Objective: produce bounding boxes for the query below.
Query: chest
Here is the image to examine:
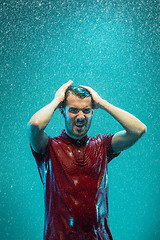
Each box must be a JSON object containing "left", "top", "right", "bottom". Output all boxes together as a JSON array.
[
  {"left": 50, "top": 141, "right": 107, "bottom": 179},
  {"left": 44, "top": 140, "right": 109, "bottom": 197}
]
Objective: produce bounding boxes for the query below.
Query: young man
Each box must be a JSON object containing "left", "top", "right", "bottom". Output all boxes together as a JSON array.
[{"left": 28, "top": 80, "right": 146, "bottom": 240}]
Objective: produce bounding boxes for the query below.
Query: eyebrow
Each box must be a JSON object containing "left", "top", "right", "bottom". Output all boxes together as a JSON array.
[
  {"left": 68, "top": 105, "right": 91, "bottom": 108},
  {"left": 68, "top": 107, "right": 91, "bottom": 111},
  {"left": 69, "top": 107, "right": 91, "bottom": 109}
]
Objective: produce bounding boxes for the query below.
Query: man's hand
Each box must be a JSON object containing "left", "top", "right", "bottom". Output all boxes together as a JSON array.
[
  {"left": 79, "top": 85, "right": 104, "bottom": 109},
  {"left": 54, "top": 80, "right": 73, "bottom": 107},
  {"left": 80, "top": 84, "right": 146, "bottom": 153},
  {"left": 28, "top": 80, "right": 73, "bottom": 154}
]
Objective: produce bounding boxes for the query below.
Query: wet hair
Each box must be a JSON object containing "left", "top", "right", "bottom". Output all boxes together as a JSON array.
[{"left": 61, "top": 85, "right": 95, "bottom": 108}]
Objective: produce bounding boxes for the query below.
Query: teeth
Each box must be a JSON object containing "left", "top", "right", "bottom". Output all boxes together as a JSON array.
[{"left": 76, "top": 123, "right": 84, "bottom": 127}]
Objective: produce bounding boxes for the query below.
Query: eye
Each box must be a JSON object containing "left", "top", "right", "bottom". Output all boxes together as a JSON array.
[
  {"left": 69, "top": 108, "right": 79, "bottom": 114},
  {"left": 82, "top": 109, "right": 91, "bottom": 114}
]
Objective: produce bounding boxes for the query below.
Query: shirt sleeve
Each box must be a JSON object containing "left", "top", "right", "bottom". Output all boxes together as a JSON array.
[
  {"left": 30, "top": 137, "right": 51, "bottom": 184},
  {"left": 101, "top": 133, "right": 121, "bottom": 163},
  {"left": 30, "top": 144, "right": 49, "bottom": 167}
]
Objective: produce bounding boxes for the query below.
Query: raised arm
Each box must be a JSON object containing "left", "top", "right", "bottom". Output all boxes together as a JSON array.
[
  {"left": 80, "top": 85, "right": 147, "bottom": 154},
  {"left": 27, "top": 80, "right": 73, "bottom": 154}
]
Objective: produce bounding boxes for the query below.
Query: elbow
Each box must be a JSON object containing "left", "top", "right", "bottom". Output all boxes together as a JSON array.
[
  {"left": 138, "top": 124, "right": 147, "bottom": 137},
  {"left": 27, "top": 116, "right": 41, "bottom": 129},
  {"left": 144, "top": 124, "right": 147, "bottom": 133},
  {"left": 28, "top": 119, "right": 39, "bottom": 128},
  {"left": 141, "top": 124, "right": 147, "bottom": 134},
  {"left": 130, "top": 124, "right": 147, "bottom": 140},
  {"left": 27, "top": 118, "right": 41, "bottom": 136}
]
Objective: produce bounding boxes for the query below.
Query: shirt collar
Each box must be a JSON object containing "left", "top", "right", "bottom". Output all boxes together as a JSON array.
[{"left": 60, "top": 129, "right": 89, "bottom": 147}]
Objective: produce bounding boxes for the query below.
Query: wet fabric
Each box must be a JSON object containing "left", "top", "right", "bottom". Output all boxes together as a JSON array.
[{"left": 31, "top": 130, "right": 120, "bottom": 240}]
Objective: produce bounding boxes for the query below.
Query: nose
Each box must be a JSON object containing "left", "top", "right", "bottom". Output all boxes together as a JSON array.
[{"left": 77, "top": 110, "right": 85, "bottom": 120}]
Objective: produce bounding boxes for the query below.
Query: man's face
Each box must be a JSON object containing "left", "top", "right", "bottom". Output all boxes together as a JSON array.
[{"left": 63, "top": 93, "right": 93, "bottom": 139}]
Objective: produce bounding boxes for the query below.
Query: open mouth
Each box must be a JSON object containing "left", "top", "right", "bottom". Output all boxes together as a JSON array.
[{"left": 75, "top": 122, "right": 85, "bottom": 130}]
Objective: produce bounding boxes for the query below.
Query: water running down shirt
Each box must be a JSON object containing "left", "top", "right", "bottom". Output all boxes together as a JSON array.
[{"left": 31, "top": 129, "right": 120, "bottom": 240}]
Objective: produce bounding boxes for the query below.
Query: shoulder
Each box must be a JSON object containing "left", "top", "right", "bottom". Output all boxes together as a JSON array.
[
  {"left": 87, "top": 133, "right": 115, "bottom": 150},
  {"left": 89, "top": 133, "right": 115, "bottom": 143}
]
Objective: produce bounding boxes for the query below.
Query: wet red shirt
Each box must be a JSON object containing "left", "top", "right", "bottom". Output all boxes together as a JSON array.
[{"left": 31, "top": 130, "right": 120, "bottom": 240}]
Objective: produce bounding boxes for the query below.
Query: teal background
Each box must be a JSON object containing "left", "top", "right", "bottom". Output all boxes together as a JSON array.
[{"left": 1, "top": 0, "right": 159, "bottom": 239}]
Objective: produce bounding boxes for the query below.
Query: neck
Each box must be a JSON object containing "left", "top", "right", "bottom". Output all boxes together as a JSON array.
[{"left": 65, "top": 129, "right": 86, "bottom": 140}]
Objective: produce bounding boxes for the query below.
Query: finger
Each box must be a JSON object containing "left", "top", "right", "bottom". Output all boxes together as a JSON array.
[
  {"left": 79, "top": 85, "right": 92, "bottom": 90},
  {"left": 64, "top": 80, "right": 73, "bottom": 86},
  {"left": 61, "top": 80, "right": 73, "bottom": 90},
  {"left": 79, "top": 85, "right": 93, "bottom": 95},
  {"left": 79, "top": 84, "right": 87, "bottom": 88},
  {"left": 65, "top": 80, "right": 73, "bottom": 89},
  {"left": 67, "top": 79, "right": 73, "bottom": 84}
]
